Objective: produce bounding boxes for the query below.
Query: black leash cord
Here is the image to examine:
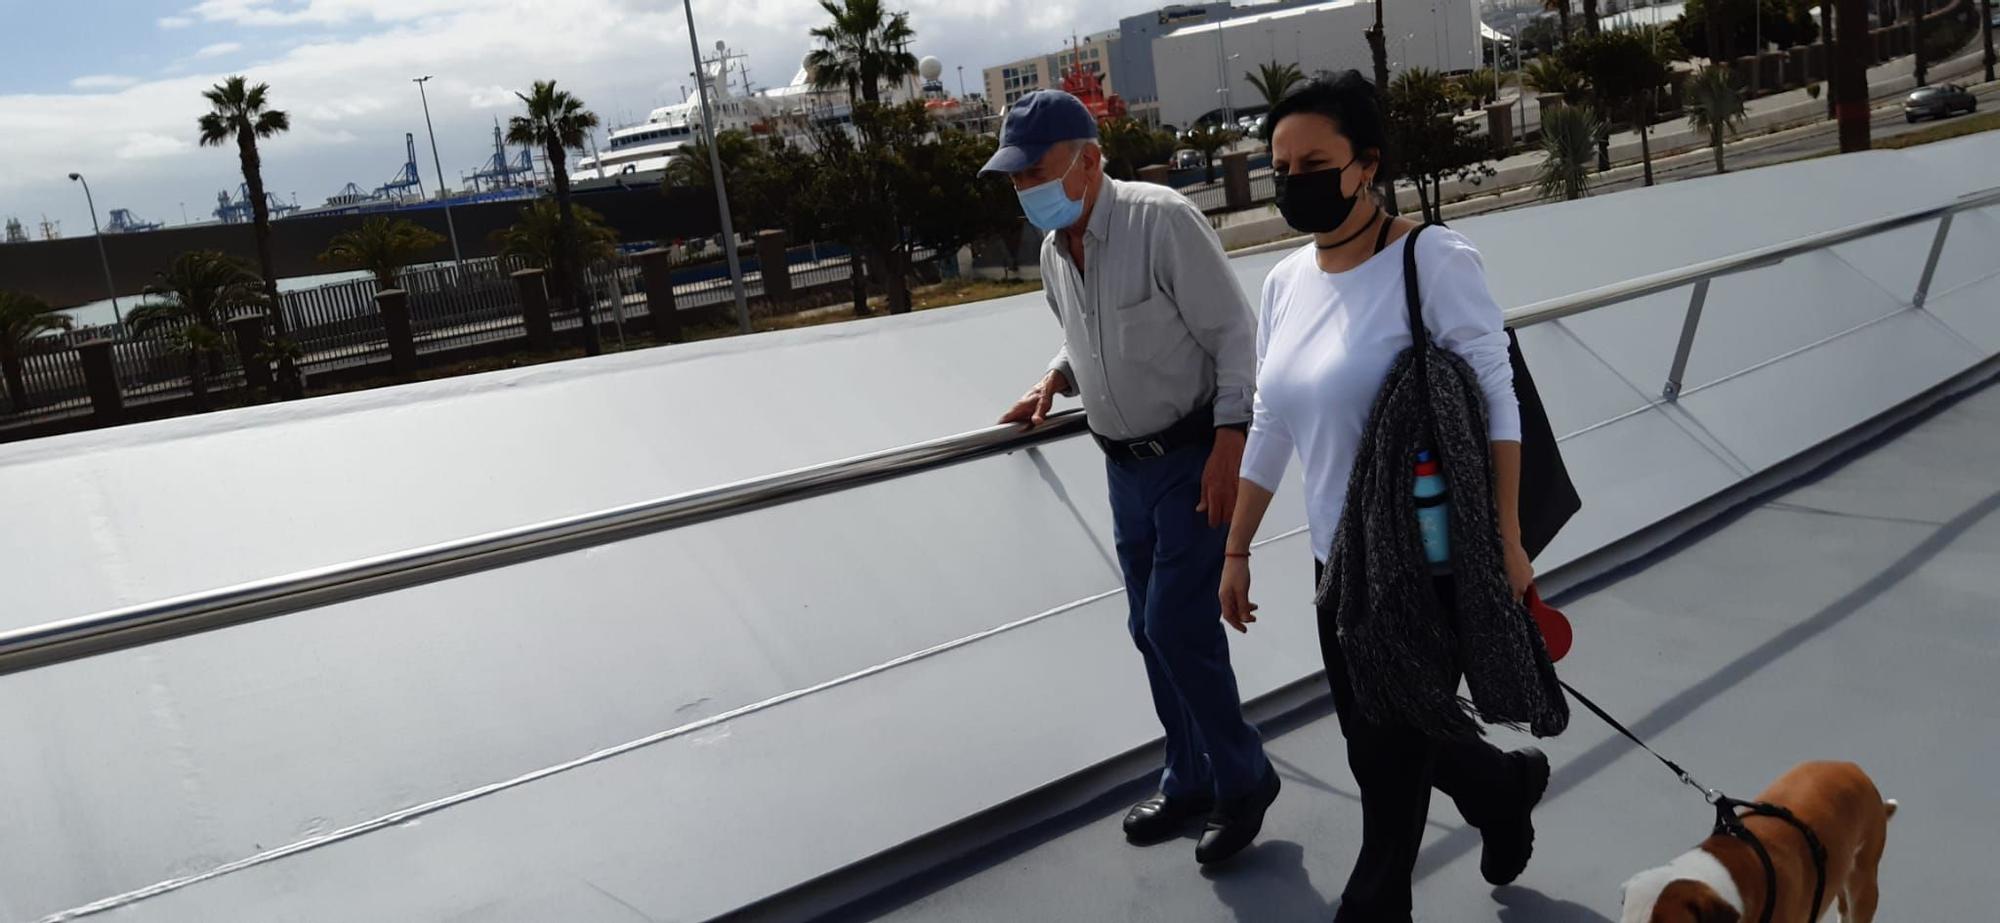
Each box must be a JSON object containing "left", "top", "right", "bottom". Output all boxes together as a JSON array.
[{"left": 1559, "top": 680, "right": 1828, "bottom": 923}]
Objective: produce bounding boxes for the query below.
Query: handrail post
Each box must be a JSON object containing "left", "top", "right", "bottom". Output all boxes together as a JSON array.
[
  {"left": 1912, "top": 213, "right": 1954, "bottom": 310},
  {"left": 1663, "top": 280, "right": 1710, "bottom": 403}
]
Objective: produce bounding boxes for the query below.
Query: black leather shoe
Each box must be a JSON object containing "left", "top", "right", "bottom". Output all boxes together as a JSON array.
[
  {"left": 1195, "top": 764, "right": 1281, "bottom": 865},
  {"left": 1123, "top": 793, "right": 1214, "bottom": 844},
  {"left": 1479, "top": 747, "right": 1550, "bottom": 886}
]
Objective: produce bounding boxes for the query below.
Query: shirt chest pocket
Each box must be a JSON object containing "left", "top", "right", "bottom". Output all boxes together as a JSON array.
[{"left": 1106, "top": 286, "right": 1182, "bottom": 362}]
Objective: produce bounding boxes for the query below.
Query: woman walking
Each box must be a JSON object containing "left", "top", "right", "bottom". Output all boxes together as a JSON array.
[{"left": 1218, "top": 72, "right": 1563, "bottom": 921}]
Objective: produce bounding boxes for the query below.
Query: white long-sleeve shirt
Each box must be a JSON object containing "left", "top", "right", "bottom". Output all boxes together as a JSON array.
[{"left": 1240, "top": 227, "right": 1521, "bottom": 562}]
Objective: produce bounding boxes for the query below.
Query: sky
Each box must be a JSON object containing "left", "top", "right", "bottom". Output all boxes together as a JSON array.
[{"left": 0, "top": 0, "right": 1160, "bottom": 238}]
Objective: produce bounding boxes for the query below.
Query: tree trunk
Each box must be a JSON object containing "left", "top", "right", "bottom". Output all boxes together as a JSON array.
[
  {"left": 1414, "top": 175, "right": 1433, "bottom": 224},
  {"left": 1557, "top": 3, "right": 1572, "bottom": 40},
  {"left": 1595, "top": 92, "right": 1613, "bottom": 171},
  {"left": 847, "top": 249, "right": 869, "bottom": 314},
  {"left": 548, "top": 141, "right": 601, "bottom": 357},
  {"left": 1581, "top": 0, "right": 1601, "bottom": 35},
  {"left": 885, "top": 247, "right": 912, "bottom": 315},
  {"left": 239, "top": 131, "right": 300, "bottom": 399},
  {"left": 1638, "top": 99, "right": 1655, "bottom": 186},
  {"left": 188, "top": 351, "right": 211, "bottom": 412},
  {"left": 1986, "top": 0, "right": 1998, "bottom": 83},
  {"left": 1824, "top": 0, "right": 1840, "bottom": 119},
  {"left": 1713, "top": 123, "right": 1728, "bottom": 173},
  {"left": 1368, "top": 2, "right": 1399, "bottom": 213},
  {"left": 1204, "top": 154, "right": 1217, "bottom": 184},
  {"left": 1, "top": 348, "right": 26, "bottom": 413},
  {"left": 1835, "top": 0, "right": 1872, "bottom": 151},
  {"left": 1912, "top": 0, "right": 1928, "bottom": 88}
]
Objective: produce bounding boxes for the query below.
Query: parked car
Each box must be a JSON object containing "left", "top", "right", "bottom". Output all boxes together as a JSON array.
[
  {"left": 1904, "top": 84, "right": 1977, "bottom": 123},
  {"left": 1170, "top": 148, "right": 1203, "bottom": 170}
]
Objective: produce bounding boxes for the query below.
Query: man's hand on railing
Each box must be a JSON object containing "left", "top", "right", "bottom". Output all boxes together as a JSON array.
[{"left": 998, "top": 369, "right": 1069, "bottom": 428}]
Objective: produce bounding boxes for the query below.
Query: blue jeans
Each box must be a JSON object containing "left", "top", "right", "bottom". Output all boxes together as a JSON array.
[{"left": 1107, "top": 443, "right": 1267, "bottom": 800}]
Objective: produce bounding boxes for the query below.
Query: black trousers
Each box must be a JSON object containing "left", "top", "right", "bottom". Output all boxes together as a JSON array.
[{"left": 1314, "top": 564, "right": 1524, "bottom": 922}]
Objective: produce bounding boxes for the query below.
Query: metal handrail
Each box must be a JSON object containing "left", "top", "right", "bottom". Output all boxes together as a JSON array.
[
  {"left": 0, "top": 412, "right": 1088, "bottom": 677},
  {"left": 1503, "top": 185, "right": 2000, "bottom": 328},
  {"left": 4, "top": 185, "right": 1996, "bottom": 678}
]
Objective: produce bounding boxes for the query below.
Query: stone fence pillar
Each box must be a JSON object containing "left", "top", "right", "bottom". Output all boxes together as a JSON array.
[
  {"left": 229, "top": 313, "right": 272, "bottom": 393},
  {"left": 1221, "top": 151, "right": 1252, "bottom": 211},
  {"left": 77, "top": 340, "right": 123, "bottom": 426},
  {"left": 512, "top": 269, "right": 554, "bottom": 352},
  {"left": 374, "top": 289, "right": 416, "bottom": 377},
  {"left": 755, "top": 230, "right": 791, "bottom": 303},
  {"left": 636, "top": 248, "right": 682, "bottom": 344}
]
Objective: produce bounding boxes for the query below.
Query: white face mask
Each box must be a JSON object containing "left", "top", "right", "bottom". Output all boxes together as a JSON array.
[{"left": 1016, "top": 147, "right": 1087, "bottom": 231}]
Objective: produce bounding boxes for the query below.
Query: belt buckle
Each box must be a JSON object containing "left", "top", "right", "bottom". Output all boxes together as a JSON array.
[{"left": 1132, "top": 439, "right": 1167, "bottom": 459}]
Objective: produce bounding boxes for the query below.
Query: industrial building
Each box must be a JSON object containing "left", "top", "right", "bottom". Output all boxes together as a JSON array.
[
  {"left": 983, "top": 30, "right": 1121, "bottom": 109},
  {"left": 1152, "top": 0, "right": 1482, "bottom": 129}
]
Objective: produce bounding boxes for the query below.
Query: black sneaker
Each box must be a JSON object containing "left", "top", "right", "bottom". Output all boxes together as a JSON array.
[
  {"left": 1479, "top": 747, "right": 1551, "bottom": 886},
  {"left": 1123, "top": 793, "right": 1214, "bottom": 844},
  {"left": 1195, "top": 764, "right": 1281, "bottom": 865}
]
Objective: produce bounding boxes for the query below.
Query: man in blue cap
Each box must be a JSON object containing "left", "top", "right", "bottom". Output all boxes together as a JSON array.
[{"left": 985, "top": 89, "right": 1277, "bottom": 866}]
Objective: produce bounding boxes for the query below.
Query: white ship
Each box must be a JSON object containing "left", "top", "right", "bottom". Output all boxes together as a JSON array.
[
  {"left": 576, "top": 42, "right": 954, "bottom": 183},
  {"left": 577, "top": 42, "right": 779, "bottom": 181}
]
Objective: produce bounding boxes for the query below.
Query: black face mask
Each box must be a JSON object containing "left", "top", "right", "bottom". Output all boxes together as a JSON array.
[{"left": 1274, "top": 161, "right": 1363, "bottom": 234}]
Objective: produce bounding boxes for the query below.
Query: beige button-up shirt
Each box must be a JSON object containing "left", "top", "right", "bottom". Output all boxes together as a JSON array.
[{"left": 1040, "top": 178, "right": 1258, "bottom": 441}]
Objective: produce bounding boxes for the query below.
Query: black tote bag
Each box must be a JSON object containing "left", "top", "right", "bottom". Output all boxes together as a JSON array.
[{"left": 1401, "top": 224, "right": 1580, "bottom": 560}]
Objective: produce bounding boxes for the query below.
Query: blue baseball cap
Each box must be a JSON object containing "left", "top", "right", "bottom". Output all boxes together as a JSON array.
[{"left": 979, "top": 90, "right": 1100, "bottom": 176}]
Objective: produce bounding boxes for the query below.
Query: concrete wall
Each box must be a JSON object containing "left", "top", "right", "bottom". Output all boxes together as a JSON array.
[{"left": 0, "top": 184, "right": 722, "bottom": 308}]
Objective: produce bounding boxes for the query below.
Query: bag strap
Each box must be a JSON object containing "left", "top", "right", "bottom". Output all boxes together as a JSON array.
[{"left": 1401, "top": 222, "right": 1432, "bottom": 345}]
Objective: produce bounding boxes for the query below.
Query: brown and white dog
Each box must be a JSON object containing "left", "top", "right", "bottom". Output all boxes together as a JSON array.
[{"left": 1619, "top": 761, "right": 1896, "bottom": 923}]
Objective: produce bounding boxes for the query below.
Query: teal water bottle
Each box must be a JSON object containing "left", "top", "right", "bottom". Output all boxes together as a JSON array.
[{"left": 1413, "top": 450, "right": 1451, "bottom": 570}]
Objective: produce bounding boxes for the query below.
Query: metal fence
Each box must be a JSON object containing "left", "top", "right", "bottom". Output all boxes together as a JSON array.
[{"left": 4, "top": 239, "right": 941, "bottom": 435}]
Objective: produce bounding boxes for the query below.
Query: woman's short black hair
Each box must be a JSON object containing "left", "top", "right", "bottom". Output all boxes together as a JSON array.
[{"left": 1260, "top": 69, "right": 1386, "bottom": 163}]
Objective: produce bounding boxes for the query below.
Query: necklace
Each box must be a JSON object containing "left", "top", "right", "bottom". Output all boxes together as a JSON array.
[{"left": 1314, "top": 208, "right": 1382, "bottom": 251}]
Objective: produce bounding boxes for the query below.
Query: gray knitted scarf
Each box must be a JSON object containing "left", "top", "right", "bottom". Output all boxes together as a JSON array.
[{"left": 1311, "top": 246, "right": 1569, "bottom": 741}]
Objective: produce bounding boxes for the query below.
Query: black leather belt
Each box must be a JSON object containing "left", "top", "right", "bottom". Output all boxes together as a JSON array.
[{"left": 1093, "top": 407, "right": 1216, "bottom": 462}]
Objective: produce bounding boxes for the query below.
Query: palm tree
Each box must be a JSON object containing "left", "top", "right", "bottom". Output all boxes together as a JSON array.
[
  {"left": 1684, "top": 65, "right": 1748, "bottom": 174},
  {"left": 1537, "top": 104, "right": 1601, "bottom": 201},
  {"left": 494, "top": 200, "right": 619, "bottom": 270},
  {"left": 805, "top": 0, "right": 921, "bottom": 315},
  {"left": 198, "top": 75, "right": 298, "bottom": 397},
  {"left": 1544, "top": 0, "right": 1573, "bottom": 40},
  {"left": 129, "top": 251, "right": 265, "bottom": 411},
  {"left": 1183, "top": 124, "right": 1240, "bottom": 184},
  {"left": 317, "top": 217, "right": 446, "bottom": 290},
  {"left": 0, "top": 290, "right": 71, "bottom": 414},
  {"left": 1524, "top": 58, "right": 1590, "bottom": 104},
  {"left": 507, "top": 80, "right": 603, "bottom": 355},
  {"left": 1246, "top": 61, "right": 1307, "bottom": 110},
  {"left": 804, "top": 0, "right": 919, "bottom": 105}
]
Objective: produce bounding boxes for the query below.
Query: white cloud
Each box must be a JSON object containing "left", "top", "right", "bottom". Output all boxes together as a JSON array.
[
  {"left": 6, "top": 0, "right": 1162, "bottom": 236},
  {"left": 467, "top": 85, "right": 519, "bottom": 110},
  {"left": 195, "top": 41, "right": 245, "bottom": 59},
  {"left": 159, "top": 15, "right": 196, "bottom": 28},
  {"left": 118, "top": 133, "right": 193, "bottom": 160},
  {"left": 72, "top": 75, "right": 141, "bottom": 90}
]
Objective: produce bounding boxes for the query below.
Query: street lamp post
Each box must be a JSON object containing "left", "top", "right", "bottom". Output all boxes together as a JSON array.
[
  {"left": 411, "top": 76, "right": 465, "bottom": 269},
  {"left": 682, "top": 1, "right": 752, "bottom": 335},
  {"left": 66, "top": 173, "right": 123, "bottom": 332},
  {"left": 1213, "top": 20, "right": 1234, "bottom": 125}
]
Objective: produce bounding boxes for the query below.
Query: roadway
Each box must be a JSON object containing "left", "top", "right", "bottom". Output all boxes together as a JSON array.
[{"left": 1582, "top": 81, "right": 2000, "bottom": 200}]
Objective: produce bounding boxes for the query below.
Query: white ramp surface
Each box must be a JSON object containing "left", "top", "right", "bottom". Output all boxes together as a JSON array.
[{"left": 4, "top": 132, "right": 1999, "bottom": 922}]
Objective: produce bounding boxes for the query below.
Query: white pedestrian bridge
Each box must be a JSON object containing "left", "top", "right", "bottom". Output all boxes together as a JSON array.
[{"left": 3, "top": 132, "right": 1998, "bottom": 922}]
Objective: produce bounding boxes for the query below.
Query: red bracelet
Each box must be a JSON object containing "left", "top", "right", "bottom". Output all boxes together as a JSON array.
[{"left": 1224, "top": 551, "right": 1251, "bottom": 559}]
